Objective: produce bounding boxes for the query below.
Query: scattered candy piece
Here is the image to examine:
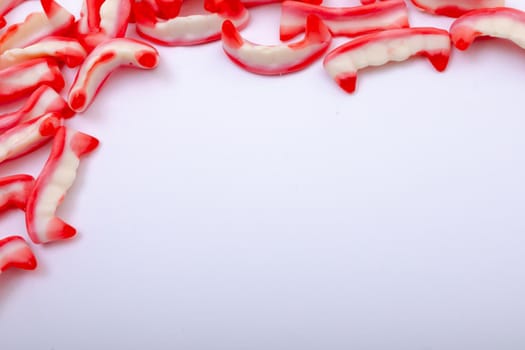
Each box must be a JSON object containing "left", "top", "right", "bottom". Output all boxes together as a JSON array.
[
  {"left": 26, "top": 126, "right": 99, "bottom": 244},
  {"left": 134, "top": 0, "right": 250, "bottom": 46},
  {"left": 68, "top": 38, "right": 159, "bottom": 113},
  {"left": 323, "top": 27, "right": 451, "bottom": 93},
  {"left": 0, "top": 0, "right": 75, "bottom": 53},
  {"left": 0, "top": 36, "right": 87, "bottom": 69},
  {"left": 0, "top": 112, "right": 61, "bottom": 165},
  {"left": 0, "top": 85, "right": 73, "bottom": 133},
  {"left": 0, "top": 235, "right": 37, "bottom": 273},
  {"left": 0, "top": 58, "right": 65, "bottom": 104},
  {"left": 411, "top": 0, "right": 505, "bottom": 18},
  {"left": 0, "top": 174, "right": 34, "bottom": 212},
  {"left": 280, "top": 0, "right": 409, "bottom": 41},
  {"left": 221, "top": 15, "right": 331, "bottom": 75},
  {"left": 76, "top": 0, "right": 132, "bottom": 50},
  {"left": 450, "top": 7, "right": 525, "bottom": 50}
]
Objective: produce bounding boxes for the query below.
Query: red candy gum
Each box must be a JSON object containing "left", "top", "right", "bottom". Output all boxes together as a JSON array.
[{"left": 280, "top": 0, "right": 409, "bottom": 41}]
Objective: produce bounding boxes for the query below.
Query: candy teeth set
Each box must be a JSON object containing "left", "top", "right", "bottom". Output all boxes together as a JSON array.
[
  {"left": 450, "top": 7, "right": 525, "bottom": 50},
  {"left": 67, "top": 38, "right": 159, "bottom": 112},
  {"left": 279, "top": 0, "right": 410, "bottom": 41},
  {"left": 25, "top": 126, "right": 99, "bottom": 244},
  {"left": 221, "top": 14, "right": 332, "bottom": 75},
  {"left": 323, "top": 27, "right": 451, "bottom": 93},
  {"left": 0, "top": 0, "right": 523, "bottom": 275}
]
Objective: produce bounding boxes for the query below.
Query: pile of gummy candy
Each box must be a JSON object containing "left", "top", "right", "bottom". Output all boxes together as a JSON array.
[{"left": 0, "top": 0, "right": 522, "bottom": 276}]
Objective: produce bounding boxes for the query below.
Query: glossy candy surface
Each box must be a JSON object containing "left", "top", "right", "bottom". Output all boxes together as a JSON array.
[
  {"left": 0, "top": 112, "right": 62, "bottom": 165},
  {"left": 0, "top": 85, "right": 72, "bottom": 133},
  {"left": 26, "top": 126, "right": 99, "bottom": 244},
  {"left": 134, "top": 0, "right": 250, "bottom": 46},
  {"left": 68, "top": 38, "right": 159, "bottom": 113},
  {"left": 0, "top": 36, "right": 86, "bottom": 69},
  {"left": 221, "top": 15, "right": 331, "bottom": 75},
  {"left": 0, "top": 0, "right": 75, "bottom": 53},
  {"left": 280, "top": 0, "right": 409, "bottom": 41},
  {"left": 0, "top": 58, "right": 64, "bottom": 104},
  {"left": 76, "top": 0, "right": 132, "bottom": 50},
  {"left": 323, "top": 27, "right": 451, "bottom": 93},
  {"left": 450, "top": 7, "right": 525, "bottom": 50}
]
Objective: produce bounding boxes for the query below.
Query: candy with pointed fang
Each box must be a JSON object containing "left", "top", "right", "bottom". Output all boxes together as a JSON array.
[
  {"left": 0, "top": 236, "right": 37, "bottom": 273},
  {"left": 323, "top": 28, "right": 451, "bottom": 94},
  {"left": 0, "top": 36, "right": 87, "bottom": 69},
  {"left": 280, "top": 0, "right": 409, "bottom": 41},
  {"left": 0, "top": 58, "right": 65, "bottom": 104},
  {"left": 26, "top": 127, "right": 99, "bottom": 244},
  {"left": 0, "top": 0, "right": 75, "bottom": 53},
  {"left": 77, "top": 0, "right": 132, "bottom": 50},
  {"left": 450, "top": 7, "right": 525, "bottom": 51},
  {"left": 0, "top": 0, "right": 25, "bottom": 29},
  {"left": 0, "top": 85, "right": 73, "bottom": 133},
  {"left": 0, "top": 113, "right": 61, "bottom": 165},
  {"left": 68, "top": 38, "right": 159, "bottom": 112},
  {"left": 221, "top": 15, "right": 331, "bottom": 75},
  {"left": 134, "top": 0, "right": 250, "bottom": 46},
  {"left": 0, "top": 175, "right": 34, "bottom": 212},
  {"left": 411, "top": 0, "right": 504, "bottom": 18}
]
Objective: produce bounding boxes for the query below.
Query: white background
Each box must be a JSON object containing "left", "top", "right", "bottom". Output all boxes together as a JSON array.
[{"left": 1, "top": 0, "right": 525, "bottom": 349}]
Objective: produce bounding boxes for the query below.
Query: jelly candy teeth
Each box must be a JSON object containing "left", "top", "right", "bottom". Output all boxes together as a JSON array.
[
  {"left": 0, "top": 58, "right": 65, "bottom": 104},
  {"left": 0, "top": 85, "right": 73, "bottom": 133},
  {"left": 76, "top": 0, "right": 132, "bottom": 50},
  {"left": 323, "top": 27, "right": 451, "bottom": 94},
  {"left": 0, "top": 113, "right": 61, "bottom": 165},
  {"left": 0, "top": 175, "right": 35, "bottom": 212},
  {"left": 0, "top": 0, "right": 25, "bottom": 29},
  {"left": 134, "top": 0, "right": 250, "bottom": 46},
  {"left": 0, "top": 0, "right": 75, "bottom": 53},
  {"left": 411, "top": 0, "right": 505, "bottom": 18},
  {"left": 450, "top": 7, "right": 525, "bottom": 51},
  {"left": 221, "top": 15, "right": 331, "bottom": 75},
  {"left": 26, "top": 126, "right": 99, "bottom": 244},
  {"left": 68, "top": 38, "right": 159, "bottom": 113},
  {"left": 0, "top": 36, "right": 87, "bottom": 69},
  {"left": 0, "top": 236, "right": 37, "bottom": 273},
  {"left": 279, "top": 0, "right": 409, "bottom": 41}
]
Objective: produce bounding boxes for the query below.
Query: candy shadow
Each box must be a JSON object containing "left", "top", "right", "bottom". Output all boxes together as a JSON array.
[{"left": 0, "top": 262, "right": 48, "bottom": 315}]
